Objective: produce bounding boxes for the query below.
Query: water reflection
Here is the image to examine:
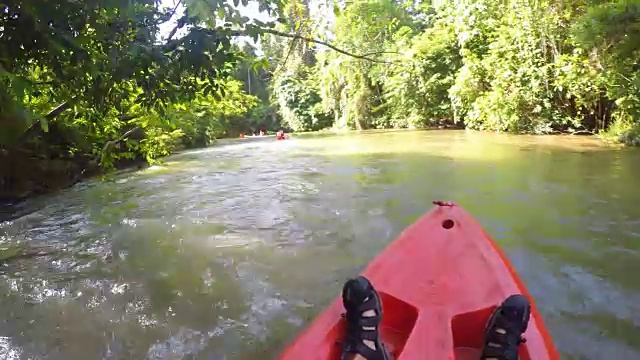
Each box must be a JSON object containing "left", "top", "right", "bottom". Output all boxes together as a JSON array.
[{"left": 1, "top": 130, "right": 639, "bottom": 359}]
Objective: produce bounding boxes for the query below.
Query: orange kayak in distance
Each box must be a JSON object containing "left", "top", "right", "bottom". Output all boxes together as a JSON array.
[{"left": 278, "top": 202, "right": 559, "bottom": 360}]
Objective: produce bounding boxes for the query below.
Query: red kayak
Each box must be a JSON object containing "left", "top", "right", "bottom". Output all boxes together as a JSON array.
[{"left": 278, "top": 202, "right": 559, "bottom": 360}]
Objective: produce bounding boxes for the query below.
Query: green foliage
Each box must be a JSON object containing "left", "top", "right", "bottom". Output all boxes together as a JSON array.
[
  {"left": 246, "top": 103, "right": 283, "bottom": 132},
  {"left": 234, "top": 43, "right": 284, "bottom": 132},
  {"left": 385, "top": 8, "right": 461, "bottom": 128},
  {"left": 171, "top": 79, "right": 260, "bottom": 146},
  {"left": 4, "top": 0, "right": 640, "bottom": 198},
  {"left": 261, "top": 0, "right": 332, "bottom": 132},
  {"left": 265, "top": 0, "right": 640, "bottom": 144},
  {"left": 573, "top": 1, "right": 640, "bottom": 143},
  {"left": 272, "top": 70, "right": 331, "bottom": 131},
  {"left": 317, "top": 0, "right": 415, "bottom": 130},
  {"left": 1, "top": 0, "right": 281, "bottom": 174}
]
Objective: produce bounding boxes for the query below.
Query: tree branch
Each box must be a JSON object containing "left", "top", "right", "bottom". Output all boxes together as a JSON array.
[
  {"left": 158, "top": 0, "right": 184, "bottom": 42},
  {"left": 165, "top": 22, "right": 182, "bottom": 42},
  {"left": 358, "top": 51, "right": 400, "bottom": 58},
  {"left": 276, "top": 29, "right": 302, "bottom": 73},
  {"left": 96, "top": 125, "right": 143, "bottom": 165},
  {"left": 156, "top": 0, "right": 183, "bottom": 25},
  {"left": 17, "top": 98, "right": 77, "bottom": 144},
  {"left": 100, "top": 126, "right": 142, "bottom": 157},
  {"left": 45, "top": 100, "right": 73, "bottom": 121},
  {"left": 256, "top": 29, "right": 391, "bottom": 63},
  {"left": 162, "top": 25, "right": 392, "bottom": 64},
  {"left": 34, "top": 80, "right": 56, "bottom": 86}
]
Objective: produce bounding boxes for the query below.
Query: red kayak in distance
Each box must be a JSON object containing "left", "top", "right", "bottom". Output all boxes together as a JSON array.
[
  {"left": 276, "top": 130, "right": 289, "bottom": 140},
  {"left": 278, "top": 202, "right": 559, "bottom": 360}
]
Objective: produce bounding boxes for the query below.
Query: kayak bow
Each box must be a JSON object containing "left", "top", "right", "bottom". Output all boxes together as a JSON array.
[{"left": 278, "top": 202, "right": 559, "bottom": 360}]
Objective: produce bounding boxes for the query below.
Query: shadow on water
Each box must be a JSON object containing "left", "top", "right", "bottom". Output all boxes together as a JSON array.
[{"left": 0, "top": 130, "right": 639, "bottom": 359}]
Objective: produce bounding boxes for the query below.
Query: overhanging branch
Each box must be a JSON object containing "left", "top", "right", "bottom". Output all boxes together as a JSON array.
[
  {"left": 255, "top": 29, "right": 392, "bottom": 64},
  {"left": 162, "top": 25, "right": 395, "bottom": 64},
  {"left": 184, "top": 0, "right": 384, "bottom": 63},
  {"left": 17, "top": 98, "right": 77, "bottom": 143},
  {"left": 156, "top": 0, "right": 183, "bottom": 25}
]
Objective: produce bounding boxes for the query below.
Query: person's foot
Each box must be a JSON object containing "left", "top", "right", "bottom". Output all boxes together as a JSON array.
[
  {"left": 340, "top": 276, "right": 391, "bottom": 360},
  {"left": 480, "top": 294, "right": 531, "bottom": 360}
]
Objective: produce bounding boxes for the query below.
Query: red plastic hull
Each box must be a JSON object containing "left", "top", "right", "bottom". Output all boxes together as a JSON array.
[{"left": 278, "top": 203, "right": 559, "bottom": 360}]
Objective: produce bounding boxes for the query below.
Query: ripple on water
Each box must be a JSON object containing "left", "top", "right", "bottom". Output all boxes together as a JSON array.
[
  {"left": 235, "top": 264, "right": 300, "bottom": 341},
  {"left": 512, "top": 249, "right": 640, "bottom": 358},
  {"left": 0, "top": 131, "right": 639, "bottom": 359},
  {"left": 0, "top": 337, "right": 22, "bottom": 360}
]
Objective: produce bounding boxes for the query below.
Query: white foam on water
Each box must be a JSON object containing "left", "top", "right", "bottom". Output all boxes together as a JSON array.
[
  {"left": 144, "top": 165, "right": 166, "bottom": 173},
  {"left": 207, "top": 233, "right": 265, "bottom": 249},
  {"left": 0, "top": 337, "right": 22, "bottom": 360}
]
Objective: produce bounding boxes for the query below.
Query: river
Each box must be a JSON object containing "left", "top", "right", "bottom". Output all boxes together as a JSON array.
[{"left": 1, "top": 130, "right": 639, "bottom": 359}]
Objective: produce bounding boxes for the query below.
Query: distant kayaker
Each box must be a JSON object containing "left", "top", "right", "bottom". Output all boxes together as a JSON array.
[
  {"left": 338, "top": 276, "right": 530, "bottom": 360},
  {"left": 260, "top": 129, "right": 265, "bottom": 136},
  {"left": 276, "top": 130, "right": 286, "bottom": 140}
]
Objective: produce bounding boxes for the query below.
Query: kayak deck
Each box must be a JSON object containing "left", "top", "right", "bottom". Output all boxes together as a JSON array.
[{"left": 278, "top": 202, "right": 559, "bottom": 360}]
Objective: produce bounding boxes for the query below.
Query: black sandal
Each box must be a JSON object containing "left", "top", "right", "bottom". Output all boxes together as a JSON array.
[
  {"left": 480, "top": 294, "right": 531, "bottom": 360},
  {"left": 339, "top": 276, "right": 391, "bottom": 360}
]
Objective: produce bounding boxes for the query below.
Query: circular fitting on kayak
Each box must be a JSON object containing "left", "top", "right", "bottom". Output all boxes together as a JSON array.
[{"left": 442, "top": 219, "right": 455, "bottom": 229}]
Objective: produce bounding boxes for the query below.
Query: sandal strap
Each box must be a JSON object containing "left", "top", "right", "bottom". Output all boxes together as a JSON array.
[
  {"left": 487, "top": 327, "right": 507, "bottom": 343},
  {"left": 482, "top": 344, "right": 506, "bottom": 358},
  {"left": 356, "top": 295, "right": 379, "bottom": 313},
  {"left": 343, "top": 342, "right": 389, "bottom": 360},
  {"left": 356, "top": 342, "right": 385, "bottom": 360},
  {"left": 358, "top": 316, "right": 380, "bottom": 328},
  {"left": 360, "top": 329, "right": 378, "bottom": 341}
]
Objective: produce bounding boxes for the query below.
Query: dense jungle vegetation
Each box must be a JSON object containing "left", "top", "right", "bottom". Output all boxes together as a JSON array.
[{"left": 1, "top": 0, "right": 639, "bottom": 201}]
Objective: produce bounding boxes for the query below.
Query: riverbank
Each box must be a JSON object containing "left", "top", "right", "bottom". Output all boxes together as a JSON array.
[
  {"left": 0, "top": 134, "right": 270, "bottom": 209},
  {"left": 1, "top": 132, "right": 309, "bottom": 207},
  {"left": 0, "top": 150, "right": 97, "bottom": 205},
  {"left": 0, "top": 148, "right": 148, "bottom": 210}
]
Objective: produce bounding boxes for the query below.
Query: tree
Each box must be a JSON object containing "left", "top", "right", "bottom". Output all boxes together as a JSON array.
[{"left": 0, "top": 0, "right": 285, "bottom": 162}]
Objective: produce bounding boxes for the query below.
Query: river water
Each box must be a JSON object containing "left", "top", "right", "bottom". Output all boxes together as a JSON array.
[{"left": 1, "top": 130, "right": 639, "bottom": 359}]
